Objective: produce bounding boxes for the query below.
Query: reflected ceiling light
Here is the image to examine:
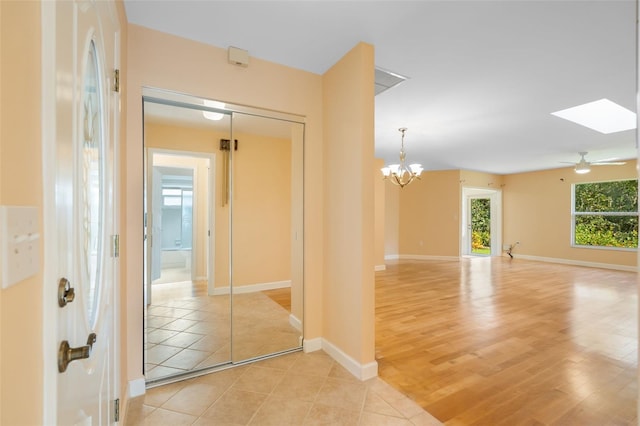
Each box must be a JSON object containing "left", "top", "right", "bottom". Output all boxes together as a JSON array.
[
  {"left": 203, "top": 100, "right": 225, "bottom": 121},
  {"left": 381, "top": 128, "right": 423, "bottom": 188},
  {"left": 551, "top": 98, "right": 636, "bottom": 134}
]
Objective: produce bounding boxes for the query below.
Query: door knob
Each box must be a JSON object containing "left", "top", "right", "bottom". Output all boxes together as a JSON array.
[
  {"left": 58, "top": 333, "right": 97, "bottom": 373},
  {"left": 57, "top": 277, "right": 75, "bottom": 307}
]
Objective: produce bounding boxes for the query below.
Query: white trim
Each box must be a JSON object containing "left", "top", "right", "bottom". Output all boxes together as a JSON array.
[
  {"left": 321, "top": 339, "right": 378, "bottom": 381},
  {"left": 211, "top": 280, "right": 291, "bottom": 295},
  {"left": 513, "top": 254, "right": 637, "bottom": 272},
  {"left": 289, "top": 313, "right": 302, "bottom": 331},
  {"left": 391, "top": 254, "right": 460, "bottom": 262},
  {"left": 302, "top": 338, "right": 378, "bottom": 381},
  {"left": 41, "top": 1, "right": 57, "bottom": 422},
  {"left": 194, "top": 275, "right": 208, "bottom": 281},
  {"left": 384, "top": 254, "right": 400, "bottom": 260},
  {"left": 128, "top": 378, "right": 146, "bottom": 398},
  {"left": 303, "top": 337, "right": 322, "bottom": 353},
  {"left": 374, "top": 264, "right": 386, "bottom": 271}
]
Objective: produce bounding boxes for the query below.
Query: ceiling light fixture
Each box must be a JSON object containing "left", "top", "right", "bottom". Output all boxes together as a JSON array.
[
  {"left": 203, "top": 100, "right": 225, "bottom": 121},
  {"left": 574, "top": 160, "right": 591, "bottom": 174},
  {"left": 381, "top": 128, "right": 423, "bottom": 188}
]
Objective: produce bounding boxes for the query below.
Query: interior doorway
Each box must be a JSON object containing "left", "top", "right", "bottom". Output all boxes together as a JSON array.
[{"left": 461, "top": 187, "right": 502, "bottom": 256}]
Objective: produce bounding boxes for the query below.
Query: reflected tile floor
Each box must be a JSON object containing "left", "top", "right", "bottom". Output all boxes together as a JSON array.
[
  {"left": 125, "top": 350, "right": 443, "bottom": 425},
  {"left": 146, "top": 287, "right": 300, "bottom": 381}
]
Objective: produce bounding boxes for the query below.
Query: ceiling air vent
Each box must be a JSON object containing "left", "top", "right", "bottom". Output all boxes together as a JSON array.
[{"left": 375, "top": 67, "right": 408, "bottom": 96}]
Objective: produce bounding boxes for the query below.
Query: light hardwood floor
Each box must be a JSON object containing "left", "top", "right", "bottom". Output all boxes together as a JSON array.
[{"left": 376, "top": 257, "right": 637, "bottom": 425}]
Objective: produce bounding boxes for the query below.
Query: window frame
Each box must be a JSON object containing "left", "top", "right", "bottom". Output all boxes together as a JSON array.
[{"left": 570, "top": 179, "right": 638, "bottom": 251}]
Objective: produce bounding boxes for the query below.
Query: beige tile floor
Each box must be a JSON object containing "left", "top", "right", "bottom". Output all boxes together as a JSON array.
[{"left": 125, "top": 350, "right": 443, "bottom": 425}]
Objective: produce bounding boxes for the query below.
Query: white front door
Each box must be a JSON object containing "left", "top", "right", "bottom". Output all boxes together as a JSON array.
[{"left": 51, "top": 0, "right": 120, "bottom": 423}]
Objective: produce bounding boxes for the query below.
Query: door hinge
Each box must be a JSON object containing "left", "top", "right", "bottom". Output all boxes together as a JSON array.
[
  {"left": 112, "top": 234, "right": 120, "bottom": 258},
  {"left": 113, "top": 398, "right": 120, "bottom": 422},
  {"left": 113, "top": 69, "right": 120, "bottom": 93}
]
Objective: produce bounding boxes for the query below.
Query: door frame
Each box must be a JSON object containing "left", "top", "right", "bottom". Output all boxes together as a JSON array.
[
  {"left": 41, "top": 0, "right": 121, "bottom": 421},
  {"left": 461, "top": 187, "right": 502, "bottom": 256},
  {"left": 144, "top": 148, "right": 215, "bottom": 301}
]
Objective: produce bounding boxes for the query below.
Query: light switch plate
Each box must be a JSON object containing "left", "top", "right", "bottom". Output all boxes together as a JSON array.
[{"left": 0, "top": 206, "right": 40, "bottom": 289}]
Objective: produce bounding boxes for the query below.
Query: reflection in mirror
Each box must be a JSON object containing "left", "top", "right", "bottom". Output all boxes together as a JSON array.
[
  {"left": 143, "top": 97, "right": 232, "bottom": 383},
  {"left": 142, "top": 89, "right": 303, "bottom": 384},
  {"left": 231, "top": 113, "right": 304, "bottom": 361}
]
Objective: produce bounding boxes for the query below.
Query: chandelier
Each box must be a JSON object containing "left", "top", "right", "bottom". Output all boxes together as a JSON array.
[{"left": 380, "top": 127, "right": 423, "bottom": 188}]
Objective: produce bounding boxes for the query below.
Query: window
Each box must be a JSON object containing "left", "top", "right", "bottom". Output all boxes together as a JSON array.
[
  {"left": 161, "top": 187, "right": 193, "bottom": 249},
  {"left": 572, "top": 179, "right": 638, "bottom": 249},
  {"left": 162, "top": 188, "right": 183, "bottom": 206}
]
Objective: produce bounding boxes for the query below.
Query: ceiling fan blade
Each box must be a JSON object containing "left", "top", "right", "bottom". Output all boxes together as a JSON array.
[{"left": 591, "top": 161, "right": 626, "bottom": 166}]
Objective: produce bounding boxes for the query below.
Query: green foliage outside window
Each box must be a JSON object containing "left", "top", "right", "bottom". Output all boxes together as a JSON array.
[
  {"left": 573, "top": 180, "right": 638, "bottom": 248},
  {"left": 471, "top": 198, "right": 491, "bottom": 252}
]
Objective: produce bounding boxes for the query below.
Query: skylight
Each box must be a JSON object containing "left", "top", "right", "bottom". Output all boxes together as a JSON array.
[{"left": 551, "top": 99, "right": 636, "bottom": 134}]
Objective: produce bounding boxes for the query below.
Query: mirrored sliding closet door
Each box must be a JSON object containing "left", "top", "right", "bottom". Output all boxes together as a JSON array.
[{"left": 142, "top": 88, "right": 304, "bottom": 384}]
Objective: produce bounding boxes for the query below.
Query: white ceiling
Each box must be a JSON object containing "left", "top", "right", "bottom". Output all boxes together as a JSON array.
[{"left": 125, "top": 0, "right": 637, "bottom": 174}]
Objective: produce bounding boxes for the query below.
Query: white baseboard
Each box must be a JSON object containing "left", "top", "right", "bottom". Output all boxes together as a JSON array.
[
  {"left": 128, "top": 378, "right": 146, "bottom": 398},
  {"left": 321, "top": 338, "right": 378, "bottom": 381},
  {"left": 386, "top": 253, "right": 636, "bottom": 272},
  {"left": 304, "top": 338, "right": 378, "bottom": 381},
  {"left": 289, "top": 313, "right": 302, "bottom": 331},
  {"left": 387, "top": 254, "right": 459, "bottom": 262},
  {"left": 374, "top": 264, "right": 386, "bottom": 271},
  {"left": 514, "top": 254, "right": 637, "bottom": 272},
  {"left": 212, "top": 280, "right": 292, "bottom": 295},
  {"left": 303, "top": 337, "right": 322, "bottom": 353}
]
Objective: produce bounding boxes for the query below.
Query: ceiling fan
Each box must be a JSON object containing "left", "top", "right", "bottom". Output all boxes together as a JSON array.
[{"left": 561, "top": 152, "right": 626, "bottom": 174}]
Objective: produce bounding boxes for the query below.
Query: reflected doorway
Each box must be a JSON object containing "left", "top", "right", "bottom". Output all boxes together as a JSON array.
[
  {"left": 153, "top": 165, "right": 194, "bottom": 286},
  {"left": 144, "top": 149, "right": 224, "bottom": 381}
]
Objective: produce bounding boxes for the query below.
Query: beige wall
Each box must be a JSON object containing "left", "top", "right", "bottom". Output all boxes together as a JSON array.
[
  {"left": 503, "top": 162, "right": 638, "bottom": 267},
  {"left": 398, "top": 170, "right": 461, "bottom": 257},
  {"left": 322, "top": 42, "right": 376, "bottom": 363},
  {"left": 0, "top": 1, "right": 43, "bottom": 424},
  {"left": 374, "top": 159, "right": 386, "bottom": 268},
  {"left": 387, "top": 164, "right": 637, "bottom": 268},
  {"left": 460, "top": 169, "right": 504, "bottom": 189},
  {"left": 126, "top": 24, "right": 325, "bottom": 385},
  {"left": 384, "top": 183, "right": 401, "bottom": 256}
]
